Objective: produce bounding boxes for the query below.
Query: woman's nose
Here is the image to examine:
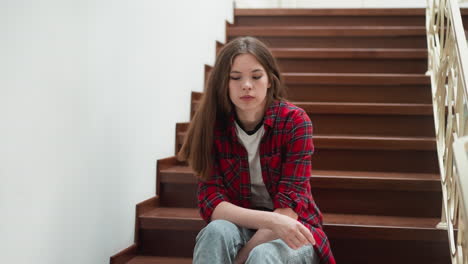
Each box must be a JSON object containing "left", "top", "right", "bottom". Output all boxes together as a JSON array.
[{"left": 242, "top": 81, "right": 252, "bottom": 90}]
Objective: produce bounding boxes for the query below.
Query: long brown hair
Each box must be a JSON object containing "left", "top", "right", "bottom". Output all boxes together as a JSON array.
[{"left": 177, "top": 36, "right": 288, "bottom": 181}]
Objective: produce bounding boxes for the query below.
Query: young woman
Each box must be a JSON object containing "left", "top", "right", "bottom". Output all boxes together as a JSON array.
[{"left": 177, "top": 36, "right": 335, "bottom": 264}]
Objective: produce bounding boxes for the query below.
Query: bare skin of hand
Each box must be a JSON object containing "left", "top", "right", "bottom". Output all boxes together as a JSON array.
[
  {"left": 269, "top": 212, "right": 316, "bottom": 250},
  {"left": 233, "top": 246, "right": 250, "bottom": 264},
  {"left": 234, "top": 214, "right": 316, "bottom": 264},
  {"left": 233, "top": 229, "right": 275, "bottom": 264}
]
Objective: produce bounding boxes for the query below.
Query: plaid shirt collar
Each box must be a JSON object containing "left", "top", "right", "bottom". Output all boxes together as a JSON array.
[{"left": 226, "top": 99, "right": 280, "bottom": 139}]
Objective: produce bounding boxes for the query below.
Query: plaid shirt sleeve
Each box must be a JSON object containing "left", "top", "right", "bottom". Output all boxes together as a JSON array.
[
  {"left": 272, "top": 109, "right": 314, "bottom": 217},
  {"left": 197, "top": 157, "right": 228, "bottom": 223}
]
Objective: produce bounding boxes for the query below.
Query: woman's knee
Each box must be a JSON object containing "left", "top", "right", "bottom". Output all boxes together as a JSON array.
[
  {"left": 196, "top": 219, "right": 239, "bottom": 242},
  {"left": 246, "top": 243, "right": 278, "bottom": 263}
]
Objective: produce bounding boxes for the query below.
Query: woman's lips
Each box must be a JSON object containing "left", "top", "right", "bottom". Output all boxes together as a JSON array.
[{"left": 240, "top": 96, "right": 254, "bottom": 100}]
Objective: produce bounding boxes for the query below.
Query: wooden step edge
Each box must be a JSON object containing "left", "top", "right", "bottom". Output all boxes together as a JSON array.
[
  {"left": 312, "top": 170, "right": 440, "bottom": 181},
  {"left": 177, "top": 131, "right": 436, "bottom": 150},
  {"left": 161, "top": 167, "right": 440, "bottom": 182},
  {"left": 228, "top": 26, "right": 426, "bottom": 37},
  {"left": 234, "top": 8, "right": 468, "bottom": 16},
  {"left": 176, "top": 130, "right": 436, "bottom": 151},
  {"left": 139, "top": 207, "right": 444, "bottom": 240},
  {"left": 110, "top": 243, "right": 137, "bottom": 264},
  {"left": 282, "top": 73, "right": 430, "bottom": 85},
  {"left": 200, "top": 72, "right": 431, "bottom": 85},
  {"left": 159, "top": 165, "right": 440, "bottom": 191},
  {"left": 191, "top": 99, "right": 433, "bottom": 115},
  {"left": 295, "top": 101, "right": 433, "bottom": 115},
  {"left": 271, "top": 48, "right": 427, "bottom": 59},
  {"left": 140, "top": 207, "right": 442, "bottom": 229},
  {"left": 234, "top": 8, "right": 427, "bottom": 16},
  {"left": 314, "top": 135, "right": 436, "bottom": 151},
  {"left": 127, "top": 256, "right": 192, "bottom": 264}
]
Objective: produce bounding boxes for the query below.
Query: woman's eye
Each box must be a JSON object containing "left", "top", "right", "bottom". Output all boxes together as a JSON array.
[{"left": 230, "top": 76, "right": 262, "bottom": 80}]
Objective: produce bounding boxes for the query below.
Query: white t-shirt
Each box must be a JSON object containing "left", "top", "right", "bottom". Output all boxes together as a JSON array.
[{"left": 234, "top": 119, "right": 274, "bottom": 210}]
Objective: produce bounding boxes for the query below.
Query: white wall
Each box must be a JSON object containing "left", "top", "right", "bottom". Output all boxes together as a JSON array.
[{"left": 0, "top": 0, "right": 233, "bottom": 263}]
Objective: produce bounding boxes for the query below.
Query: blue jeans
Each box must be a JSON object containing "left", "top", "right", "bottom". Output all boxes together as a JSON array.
[{"left": 193, "top": 219, "right": 320, "bottom": 264}]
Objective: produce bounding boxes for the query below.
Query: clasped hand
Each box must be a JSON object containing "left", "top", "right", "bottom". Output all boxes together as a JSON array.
[{"left": 270, "top": 212, "right": 316, "bottom": 250}]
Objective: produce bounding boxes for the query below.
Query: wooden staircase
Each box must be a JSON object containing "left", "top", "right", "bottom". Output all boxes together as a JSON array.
[{"left": 111, "top": 9, "right": 454, "bottom": 264}]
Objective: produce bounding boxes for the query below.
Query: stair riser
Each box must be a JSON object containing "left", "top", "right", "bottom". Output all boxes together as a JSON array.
[
  {"left": 331, "top": 239, "right": 449, "bottom": 264},
  {"left": 159, "top": 184, "right": 197, "bottom": 208},
  {"left": 313, "top": 189, "right": 441, "bottom": 217},
  {"left": 228, "top": 36, "right": 426, "bottom": 49},
  {"left": 285, "top": 84, "right": 432, "bottom": 104},
  {"left": 314, "top": 149, "right": 438, "bottom": 173},
  {"left": 139, "top": 229, "right": 197, "bottom": 258},
  {"left": 277, "top": 58, "right": 427, "bottom": 74},
  {"left": 308, "top": 114, "right": 435, "bottom": 137},
  {"left": 138, "top": 229, "right": 449, "bottom": 263},
  {"left": 180, "top": 114, "right": 435, "bottom": 140},
  {"left": 235, "top": 16, "right": 425, "bottom": 27},
  {"left": 158, "top": 182, "right": 441, "bottom": 217}
]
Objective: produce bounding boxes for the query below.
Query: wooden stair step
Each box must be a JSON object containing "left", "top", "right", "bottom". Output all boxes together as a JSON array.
[
  {"left": 234, "top": 8, "right": 427, "bottom": 16},
  {"left": 126, "top": 256, "right": 191, "bottom": 264},
  {"left": 206, "top": 69, "right": 430, "bottom": 85},
  {"left": 178, "top": 130, "right": 435, "bottom": 150},
  {"left": 192, "top": 100, "right": 433, "bottom": 115},
  {"left": 313, "top": 135, "right": 436, "bottom": 150},
  {"left": 158, "top": 160, "right": 441, "bottom": 217},
  {"left": 311, "top": 170, "right": 440, "bottom": 191},
  {"left": 233, "top": 35, "right": 426, "bottom": 49},
  {"left": 160, "top": 165, "right": 440, "bottom": 190},
  {"left": 182, "top": 114, "right": 435, "bottom": 139},
  {"left": 140, "top": 207, "right": 443, "bottom": 241},
  {"left": 284, "top": 83, "right": 431, "bottom": 104},
  {"left": 189, "top": 97, "right": 436, "bottom": 138},
  {"left": 138, "top": 208, "right": 448, "bottom": 262},
  {"left": 271, "top": 48, "right": 427, "bottom": 74},
  {"left": 234, "top": 9, "right": 426, "bottom": 27},
  {"left": 271, "top": 48, "right": 427, "bottom": 58},
  {"left": 228, "top": 26, "right": 426, "bottom": 37},
  {"left": 281, "top": 73, "right": 430, "bottom": 85},
  {"left": 294, "top": 102, "right": 433, "bottom": 115}
]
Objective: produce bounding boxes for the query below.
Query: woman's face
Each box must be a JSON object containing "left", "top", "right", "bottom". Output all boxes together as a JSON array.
[{"left": 228, "top": 53, "right": 271, "bottom": 116}]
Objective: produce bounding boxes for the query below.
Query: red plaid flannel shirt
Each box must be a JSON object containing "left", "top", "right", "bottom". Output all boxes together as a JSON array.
[{"left": 197, "top": 99, "right": 336, "bottom": 264}]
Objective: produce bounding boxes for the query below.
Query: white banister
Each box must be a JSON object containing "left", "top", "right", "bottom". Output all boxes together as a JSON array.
[{"left": 427, "top": 0, "right": 468, "bottom": 262}]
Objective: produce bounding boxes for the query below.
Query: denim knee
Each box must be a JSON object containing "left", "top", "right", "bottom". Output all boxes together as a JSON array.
[
  {"left": 245, "top": 243, "right": 277, "bottom": 263},
  {"left": 194, "top": 220, "right": 243, "bottom": 264},
  {"left": 196, "top": 219, "right": 239, "bottom": 242}
]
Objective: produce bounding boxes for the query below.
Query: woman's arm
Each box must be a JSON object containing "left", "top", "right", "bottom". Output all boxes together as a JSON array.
[
  {"left": 212, "top": 201, "right": 315, "bottom": 250},
  {"left": 233, "top": 207, "right": 301, "bottom": 263}
]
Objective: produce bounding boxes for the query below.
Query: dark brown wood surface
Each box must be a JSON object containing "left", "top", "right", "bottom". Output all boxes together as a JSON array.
[{"left": 111, "top": 7, "right": 452, "bottom": 264}]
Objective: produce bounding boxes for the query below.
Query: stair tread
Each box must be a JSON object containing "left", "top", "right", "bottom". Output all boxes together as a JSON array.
[
  {"left": 141, "top": 207, "right": 440, "bottom": 230},
  {"left": 281, "top": 72, "right": 430, "bottom": 84},
  {"left": 127, "top": 256, "right": 191, "bottom": 264},
  {"left": 234, "top": 8, "right": 468, "bottom": 16},
  {"left": 193, "top": 99, "right": 433, "bottom": 115},
  {"left": 162, "top": 166, "right": 439, "bottom": 181},
  {"left": 228, "top": 26, "right": 426, "bottom": 36},
  {"left": 234, "top": 8, "right": 427, "bottom": 16},
  {"left": 293, "top": 101, "right": 433, "bottom": 115},
  {"left": 160, "top": 165, "right": 440, "bottom": 191},
  {"left": 271, "top": 47, "right": 427, "bottom": 58},
  {"left": 203, "top": 71, "right": 431, "bottom": 84},
  {"left": 177, "top": 132, "right": 436, "bottom": 150}
]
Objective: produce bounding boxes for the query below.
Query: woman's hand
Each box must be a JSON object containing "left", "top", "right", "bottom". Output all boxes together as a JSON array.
[
  {"left": 269, "top": 212, "right": 316, "bottom": 250},
  {"left": 233, "top": 246, "right": 250, "bottom": 264}
]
